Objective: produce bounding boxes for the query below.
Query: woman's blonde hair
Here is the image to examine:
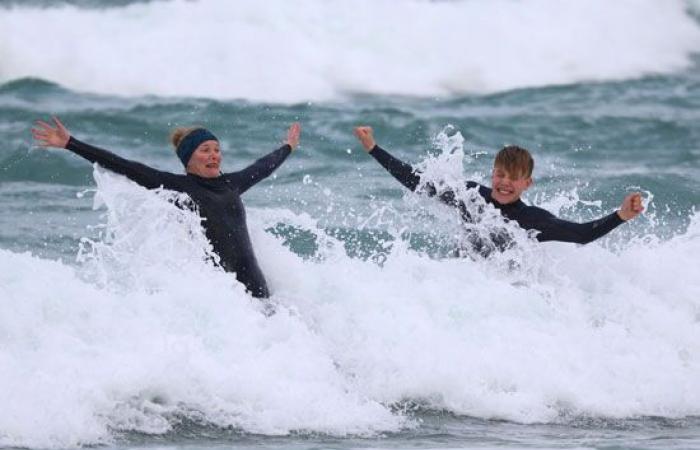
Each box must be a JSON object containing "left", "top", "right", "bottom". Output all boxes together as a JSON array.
[{"left": 170, "top": 127, "right": 202, "bottom": 150}]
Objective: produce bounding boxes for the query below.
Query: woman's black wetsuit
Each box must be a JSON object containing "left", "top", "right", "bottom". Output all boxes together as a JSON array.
[
  {"left": 65, "top": 137, "right": 291, "bottom": 298},
  {"left": 370, "top": 145, "right": 624, "bottom": 245}
]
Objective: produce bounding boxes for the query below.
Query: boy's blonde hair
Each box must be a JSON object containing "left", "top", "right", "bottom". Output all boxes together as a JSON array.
[{"left": 494, "top": 145, "right": 534, "bottom": 178}]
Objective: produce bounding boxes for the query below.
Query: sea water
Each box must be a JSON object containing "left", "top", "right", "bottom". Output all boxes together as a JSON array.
[{"left": 1, "top": 1, "right": 699, "bottom": 449}]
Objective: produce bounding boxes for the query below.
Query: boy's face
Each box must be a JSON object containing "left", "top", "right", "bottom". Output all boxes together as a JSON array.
[{"left": 491, "top": 165, "right": 532, "bottom": 205}]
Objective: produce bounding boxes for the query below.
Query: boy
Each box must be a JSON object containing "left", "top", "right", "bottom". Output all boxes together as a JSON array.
[{"left": 353, "top": 126, "right": 643, "bottom": 247}]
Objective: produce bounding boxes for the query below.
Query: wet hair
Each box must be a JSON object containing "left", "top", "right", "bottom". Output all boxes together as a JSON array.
[
  {"left": 170, "top": 127, "right": 201, "bottom": 150},
  {"left": 494, "top": 145, "right": 534, "bottom": 178}
]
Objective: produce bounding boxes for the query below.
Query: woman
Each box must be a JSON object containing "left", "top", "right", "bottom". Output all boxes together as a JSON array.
[{"left": 32, "top": 117, "right": 300, "bottom": 298}]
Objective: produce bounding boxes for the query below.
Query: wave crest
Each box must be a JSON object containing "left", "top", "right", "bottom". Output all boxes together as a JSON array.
[{"left": 1, "top": 0, "right": 699, "bottom": 102}]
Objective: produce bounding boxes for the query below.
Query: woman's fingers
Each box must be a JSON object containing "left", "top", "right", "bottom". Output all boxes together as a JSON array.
[
  {"left": 53, "top": 116, "right": 67, "bottom": 133},
  {"left": 289, "top": 122, "right": 300, "bottom": 137},
  {"left": 31, "top": 132, "right": 52, "bottom": 147},
  {"left": 31, "top": 127, "right": 51, "bottom": 138},
  {"left": 286, "top": 122, "right": 301, "bottom": 149},
  {"left": 35, "top": 120, "right": 54, "bottom": 131},
  {"left": 32, "top": 117, "right": 72, "bottom": 149}
]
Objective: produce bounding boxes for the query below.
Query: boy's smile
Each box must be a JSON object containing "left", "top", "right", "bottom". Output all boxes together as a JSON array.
[{"left": 491, "top": 166, "right": 532, "bottom": 205}]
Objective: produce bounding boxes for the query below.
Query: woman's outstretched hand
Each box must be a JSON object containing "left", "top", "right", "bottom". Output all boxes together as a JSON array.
[
  {"left": 285, "top": 122, "right": 301, "bottom": 150},
  {"left": 354, "top": 126, "right": 376, "bottom": 152},
  {"left": 32, "top": 116, "right": 71, "bottom": 149}
]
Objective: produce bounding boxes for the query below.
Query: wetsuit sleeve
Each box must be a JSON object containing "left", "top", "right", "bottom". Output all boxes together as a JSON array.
[
  {"left": 532, "top": 209, "right": 625, "bottom": 244},
  {"left": 368, "top": 145, "right": 422, "bottom": 191},
  {"left": 225, "top": 144, "right": 292, "bottom": 194},
  {"left": 369, "top": 145, "right": 470, "bottom": 207},
  {"left": 65, "top": 137, "right": 183, "bottom": 190}
]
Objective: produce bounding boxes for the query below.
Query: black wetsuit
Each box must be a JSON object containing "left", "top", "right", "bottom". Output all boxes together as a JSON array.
[
  {"left": 66, "top": 137, "right": 292, "bottom": 298},
  {"left": 370, "top": 145, "right": 624, "bottom": 246}
]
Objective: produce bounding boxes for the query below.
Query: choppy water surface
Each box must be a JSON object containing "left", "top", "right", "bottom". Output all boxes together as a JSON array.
[{"left": 1, "top": 1, "right": 699, "bottom": 449}]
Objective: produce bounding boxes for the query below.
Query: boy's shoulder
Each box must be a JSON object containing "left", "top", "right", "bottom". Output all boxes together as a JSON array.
[
  {"left": 465, "top": 181, "right": 491, "bottom": 197},
  {"left": 519, "top": 202, "right": 556, "bottom": 220}
]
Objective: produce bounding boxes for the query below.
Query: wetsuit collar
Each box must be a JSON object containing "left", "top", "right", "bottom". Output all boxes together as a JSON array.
[{"left": 488, "top": 190, "right": 525, "bottom": 210}]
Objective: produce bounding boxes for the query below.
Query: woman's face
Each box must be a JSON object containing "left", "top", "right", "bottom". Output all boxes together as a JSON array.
[{"left": 186, "top": 140, "right": 222, "bottom": 178}]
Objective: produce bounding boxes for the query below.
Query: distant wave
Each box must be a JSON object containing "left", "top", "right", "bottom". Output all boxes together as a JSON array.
[{"left": 1, "top": 0, "right": 699, "bottom": 102}]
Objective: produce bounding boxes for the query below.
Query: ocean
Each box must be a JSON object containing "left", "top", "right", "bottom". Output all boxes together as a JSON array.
[{"left": 1, "top": 0, "right": 699, "bottom": 449}]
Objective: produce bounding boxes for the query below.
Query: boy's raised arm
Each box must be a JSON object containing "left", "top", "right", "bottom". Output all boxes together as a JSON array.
[
  {"left": 616, "top": 192, "right": 644, "bottom": 221},
  {"left": 354, "top": 125, "right": 422, "bottom": 191}
]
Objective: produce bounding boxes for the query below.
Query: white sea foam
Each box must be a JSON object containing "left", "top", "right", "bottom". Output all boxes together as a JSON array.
[
  {"left": 0, "top": 0, "right": 699, "bottom": 102},
  {"left": 0, "top": 146, "right": 699, "bottom": 448},
  {"left": 0, "top": 171, "right": 406, "bottom": 448}
]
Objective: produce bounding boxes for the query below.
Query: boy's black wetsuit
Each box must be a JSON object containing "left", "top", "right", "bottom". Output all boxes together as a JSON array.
[
  {"left": 370, "top": 145, "right": 624, "bottom": 246},
  {"left": 66, "top": 137, "right": 292, "bottom": 298}
]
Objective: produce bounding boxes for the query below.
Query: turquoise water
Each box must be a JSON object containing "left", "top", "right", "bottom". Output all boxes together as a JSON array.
[{"left": 1, "top": 1, "right": 700, "bottom": 450}]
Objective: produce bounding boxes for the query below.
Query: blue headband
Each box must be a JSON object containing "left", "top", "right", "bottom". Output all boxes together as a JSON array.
[{"left": 176, "top": 128, "right": 219, "bottom": 167}]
